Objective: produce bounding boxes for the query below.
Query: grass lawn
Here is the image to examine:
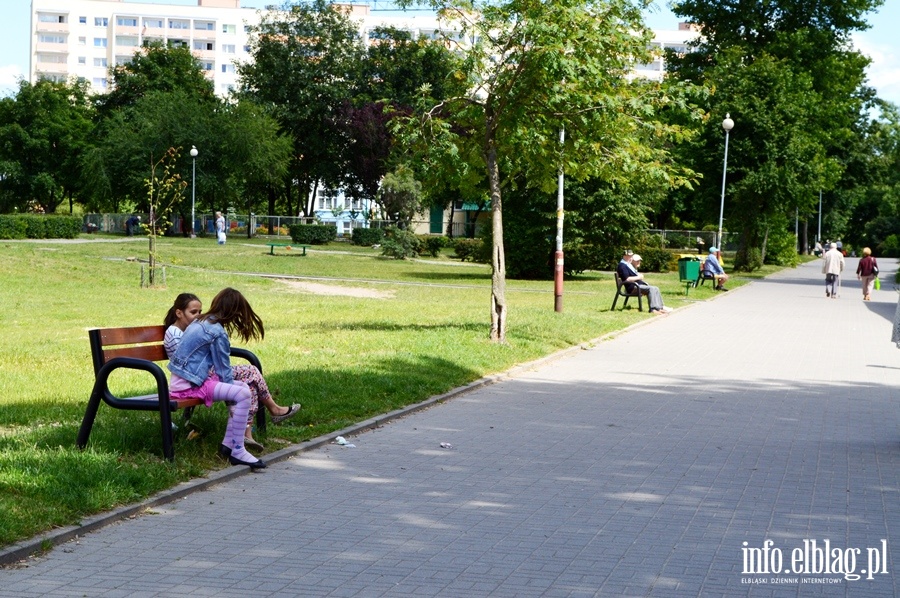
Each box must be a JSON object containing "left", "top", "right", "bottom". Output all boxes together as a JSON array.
[{"left": 0, "top": 234, "right": 745, "bottom": 548}]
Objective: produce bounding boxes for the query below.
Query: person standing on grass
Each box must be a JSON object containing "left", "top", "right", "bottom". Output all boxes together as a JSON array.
[
  {"left": 163, "top": 293, "right": 300, "bottom": 453},
  {"left": 167, "top": 288, "right": 268, "bottom": 469},
  {"left": 215, "top": 211, "right": 226, "bottom": 244},
  {"left": 822, "top": 242, "right": 845, "bottom": 299}
]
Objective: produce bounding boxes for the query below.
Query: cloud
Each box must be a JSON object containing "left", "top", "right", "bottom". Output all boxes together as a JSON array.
[
  {"left": 852, "top": 33, "right": 900, "bottom": 106},
  {"left": 0, "top": 64, "right": 24, "bottom": 98}
]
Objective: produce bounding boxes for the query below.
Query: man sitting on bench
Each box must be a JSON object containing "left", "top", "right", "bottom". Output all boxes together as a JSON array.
[
  {"left": 616, "top": 252, "right": 671, "bottom": 314},
  {"left": 703, "top": 247, "right": 729, "bottom": 291}
]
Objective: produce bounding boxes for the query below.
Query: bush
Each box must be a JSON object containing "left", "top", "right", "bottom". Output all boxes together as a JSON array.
[
  {"left": 734, "top": 246, "right": 763, "bottom": 271},
  {"left": 289, "top": 223, "right": 336, "bottom": 245},
  {"left": 665, "top": 233, "right": 690, "bottom": 249},
  {"left": 634, "top": 247, "right": 674, "bottom": 272},
  {"left": 351, "top": 227, "right": 385, "bottom": 246},
  {"left": 381, "top": 227, "right": 420, "bottom": 259},
  {"left": 0, "top": 215, "right": 81, "bottom": 240},
  {"left": 452, "top": 238, "right": 485, "bottom": 262},
  {"left": 763, "top": 230, "right": 800, "bottom": 267},
  {"left": 418, "top": 235, "right": 447, "bottom": 257},
  {"left": 879, "top": 234, "right": 900, "bottom": 258}
]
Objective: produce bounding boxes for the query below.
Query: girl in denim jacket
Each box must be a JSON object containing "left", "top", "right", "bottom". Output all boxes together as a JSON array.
[{"left": 167, "top": 288, "right": 267, "bottom": 469}]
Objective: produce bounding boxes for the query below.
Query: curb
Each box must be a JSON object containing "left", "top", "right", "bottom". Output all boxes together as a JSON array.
[{"left": 0, "top": 292, "right": 737, "bottom": 567}]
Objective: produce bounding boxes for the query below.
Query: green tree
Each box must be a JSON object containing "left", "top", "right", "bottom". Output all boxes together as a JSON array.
[
  {"left": 376, "top": 165, "right": 423, "bottom": 228},
  {"left": 0, "top": 79, "right": 95, "bottom": 213},
  {"left": 239, "top": 0, "right": 366, "bottom": 216},
  {"left": 668, "top": 0, "right": 883, "bottom": 266},
  {"left": 395, "top": 0, "right": 700, "bottom": 341}
]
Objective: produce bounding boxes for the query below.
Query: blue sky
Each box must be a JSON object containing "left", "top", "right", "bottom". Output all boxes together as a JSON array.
[{"left": 4, "top": 0, "right": 900, "bottom": 107}]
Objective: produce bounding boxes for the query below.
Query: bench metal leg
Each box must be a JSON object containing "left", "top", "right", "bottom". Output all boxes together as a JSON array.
[
  {"left": 76, "top": 388, "right": 104, "bottom": 450},
  {"left": 159, "top": 405, "right": 175, "bottom": 462}
]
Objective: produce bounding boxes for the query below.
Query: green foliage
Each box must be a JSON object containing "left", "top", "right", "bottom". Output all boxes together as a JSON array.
[
  {"left": 763, "top": 229, "right": 801, "bottom": 266},
  {"left": 381, "top": 226, "right": 420, "bottom": 259},
  {"left": 634, "top": 248, "right": 675, "bottom": 273},
  {"left": 665, "top": 233, "right": 690, "bottom": 249},
  {"left": 734, "top": 246, "right": 764, "bottom": 271},
  {"left": 376, "top": 166, "right": 423, "bottom": 227},
  {"left": 0, "top": 215, "right": 81, "bottom": 239},
  {"left": 351, "top": 227, "right": 385, "bottom": 246},
  {"left": 452, "top": 238, "right": 485, "bottom": 262},
  {"left": 419, "top": 235, "right": 447, "bottom": 257},
  {"left": 878, "top": 234, "right": 900, "bottom": 258},
  {"left": 289, "top": 223, "right": 337, "bottom": 245}
]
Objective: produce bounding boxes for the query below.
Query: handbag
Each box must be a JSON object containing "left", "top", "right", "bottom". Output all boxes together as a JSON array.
[{"left": 874, "top": 277, "right": 881, "bottom": 291}]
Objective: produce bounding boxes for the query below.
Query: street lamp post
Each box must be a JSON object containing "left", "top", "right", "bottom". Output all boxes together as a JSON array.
[
  {"left": 190, "top": 146, "right": 198, "bottom": 238},
  {"left": 717, "top": 114, "right": 734, "bottom": 251}
]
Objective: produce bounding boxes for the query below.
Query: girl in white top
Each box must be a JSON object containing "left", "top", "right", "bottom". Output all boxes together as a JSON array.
[{"left": 163, "top": 293, "right": 300, "bottom": 452}]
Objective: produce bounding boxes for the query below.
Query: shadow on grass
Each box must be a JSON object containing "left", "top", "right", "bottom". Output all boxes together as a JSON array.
[
  {"left": 404, "top": 271, "right": 492, "bottom": 282},
  {"left": 0, "top": 354, "right": 482, "bottom": 548}
]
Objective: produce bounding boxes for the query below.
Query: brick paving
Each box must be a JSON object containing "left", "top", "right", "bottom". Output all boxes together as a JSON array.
[{"left": 2, "top": 259, "right": 899, "bottom": 597}]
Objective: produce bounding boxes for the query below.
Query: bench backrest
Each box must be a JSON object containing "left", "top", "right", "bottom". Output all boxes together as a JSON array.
[{"left": 89, "top": 325, "right": 168, "bottom": 376}]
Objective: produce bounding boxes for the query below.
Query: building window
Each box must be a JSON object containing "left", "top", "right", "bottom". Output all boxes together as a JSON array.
[
  {"left": 202, "top": 62, "right": 214, "bottom": 71},
  {"left": 317, "top": 189, "right": 339, "bottom": 210},
  {"left": 93, "top": 38, "right": 107, "bottom": 47},
  {"left": 78, "top": 36, "right": 86, "bottom": 45},
  {"left": 117, "top": 17, "right": 138, "bottom": 27},
  {"left": 222, "top": 24, "right": 236, "bottom": 34},
  {"left": 79, "top": 16, "right": 87, "bottom": 24},
  {"left": 243, "top": 45, "right": 251, "bottom": 53},
  {"left": 221, "top": 63, "right": 235, "bottom": 74},
  {"left": 143, "top": 18, "right": 163, "bottom": 29},
  {"left": 38, "top": 34, "right": 66, "bottom": 44},
  {"left": 92, "top": 77, "right": 108, "bottom": 89},
  {"left": 37, "top": 53, "right": 67, "bottom": 64},
  {"left": 193, "top": 41, "right": 214, "bottom": 51},
  {"left": 93, "top": 57, "right": 108, "bottom": 67},
  {"left": 195, "top": 21, "right": 214, "bottom": 31},
  {"left": 116, "top": 36, "right": 139, "bottom": 47},
  {"left": 39, "top": 13, "right": 66, "bottom": 24},
  {"left": 244, "top": 25, "right": 252, "bottom": 33},
  {"left": 78, "top": 56, "right": 86, "bottom": 65},
  {"left": 169, "top": 19, "right": 189, "bottom": 30},
  {"left": 95, "top": 17, "right": 108, "bottom": 27},
  {"left": 221, "top": 44, "right": 235, "bottom": 54}
]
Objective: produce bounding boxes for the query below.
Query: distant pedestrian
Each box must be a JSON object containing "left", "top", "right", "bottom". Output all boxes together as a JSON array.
[
  {"left": 822, "top": 242, "right": 845, "bottom": 298},
  {"left": 856, "top": 247, "right": 878, "bottom": 301},
  {"left": 125, "top": 214, "right": 140, "bottom": 236},
  {"left": 215, "top": 211, "right": 226, "bottom": 245}
]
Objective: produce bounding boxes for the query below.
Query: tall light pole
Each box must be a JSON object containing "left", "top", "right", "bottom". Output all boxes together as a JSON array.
[
  {"left": 190, "top": 146, "right": 198, "bottom": 238},
  {"left": 817, "top": 189, "right": 822, "bottom": 244},
  {"left": 717, "top": 114, "right": 734, "bottom": 251},
  {"left": 554, "top": 127, "right": 565, "bottom": 312}
]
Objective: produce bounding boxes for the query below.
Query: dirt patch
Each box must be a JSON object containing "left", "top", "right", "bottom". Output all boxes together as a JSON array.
[{"left": 276, "top": 279, "right": 394, "bottom": 299}]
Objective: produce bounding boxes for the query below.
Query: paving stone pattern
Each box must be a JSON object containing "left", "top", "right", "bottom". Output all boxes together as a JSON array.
[{"left": 2, "top": 259, "right": 899, "bottom": 597}]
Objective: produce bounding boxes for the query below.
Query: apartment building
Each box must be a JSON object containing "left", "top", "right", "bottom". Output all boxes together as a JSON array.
[{"left": 31, "top": 0, "right": 264, "bottom": 96}]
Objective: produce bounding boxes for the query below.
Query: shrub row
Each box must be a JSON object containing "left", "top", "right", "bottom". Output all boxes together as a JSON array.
[
  {"left": 0, "top": 215, "right": 82, "bottom": 240},
  {"left": 288, "top": 224, "right": 337, "bottom": 245}
]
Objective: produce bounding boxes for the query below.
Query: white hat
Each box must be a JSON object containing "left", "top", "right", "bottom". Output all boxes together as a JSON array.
[{"left": 632, "top": 254, "right": 642, "bottom": 262}]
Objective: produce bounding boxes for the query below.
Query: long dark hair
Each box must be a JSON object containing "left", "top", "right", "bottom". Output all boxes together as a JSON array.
[
  {"left": 198, "top": 288, "right": 264, "bottom": 343},
  {"left": 164, "top": 293, "right": 201, "bottom": 327}
]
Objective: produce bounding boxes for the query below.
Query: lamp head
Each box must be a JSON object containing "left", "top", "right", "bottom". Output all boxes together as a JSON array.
[
  {"left": 722, "top": 114, "right": 734, "bottom": 132},
  {"left": 190, "top": 146, "right": 198, "bottom": 158}
]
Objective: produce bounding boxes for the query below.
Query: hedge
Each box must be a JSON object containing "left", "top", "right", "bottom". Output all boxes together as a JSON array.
[
  {"left": 351, "top": 227, "right": 385, "bottom": 246},
  {"left": 0, "top": 215, "right": 82, "bottom": 240},
  {"left": 288, "top": 223, "right": 337, "bottom": 245}
]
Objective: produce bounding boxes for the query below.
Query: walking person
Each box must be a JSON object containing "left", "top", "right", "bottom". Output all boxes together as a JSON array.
[
  {"left": 167, "top": 288, "right": 269, "bottom": 469},
  {"left": 856, "top": 247, "right": 878, "bottom": 301},
  {"left": 822, "top": 242, "right": 845, "bottom": 298}
]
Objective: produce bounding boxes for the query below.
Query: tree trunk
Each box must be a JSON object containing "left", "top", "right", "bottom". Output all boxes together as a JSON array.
[
  {"left": 760, "top": 223, "right": 770, "bottom": 265},
  {"left": 485, "top": 133, "right": 506, "bottom": 343},
  {"left": 148, "top": 235, "right": 157, "bottom": 286},
  {"left": 801, "top": 219, "right": 808, "bottom": 255}
]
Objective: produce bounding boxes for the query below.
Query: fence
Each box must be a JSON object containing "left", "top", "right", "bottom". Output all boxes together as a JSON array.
[{"left": 645, "top": 229, "right": 740, "bottom": 253}]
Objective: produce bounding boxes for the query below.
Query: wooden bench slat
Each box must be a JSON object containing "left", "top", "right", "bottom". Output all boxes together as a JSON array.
[
  {"left": 103, "top": 344, "right": 168, "bottom": 363},
  {"left": 100, "top": 325, "right": 165, "bottom": 346}
]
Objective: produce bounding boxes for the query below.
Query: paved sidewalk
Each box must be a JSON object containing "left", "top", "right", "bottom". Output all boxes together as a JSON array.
[{"left": 2, "top": 260, "right": 899, "bottom": 597}]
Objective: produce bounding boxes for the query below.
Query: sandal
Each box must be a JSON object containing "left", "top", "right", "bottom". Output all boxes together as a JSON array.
[
  {"left": 243, "top": 437, "right": 264, "bottom": 451},
  {"left": 271, "top": 403, "right": 301, "bottom": 424}
]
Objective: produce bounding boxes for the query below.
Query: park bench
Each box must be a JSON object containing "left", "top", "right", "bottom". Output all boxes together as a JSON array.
[
  {"left": 695, "top": 270, "right": 717, "bottom": 287},
  {"left": 266, "top": 242, "right": 310, "bottom": 256},
  {"left": 610, "top": 271, "right": 645, "bottom": 312},
  {"left": 76, "top": 325, "right": 265, "bottom": 461}
]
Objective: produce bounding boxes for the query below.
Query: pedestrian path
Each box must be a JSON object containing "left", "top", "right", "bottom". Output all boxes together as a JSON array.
[{"left": 2, "top": 259, "right": 899, "bottom": 597}]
